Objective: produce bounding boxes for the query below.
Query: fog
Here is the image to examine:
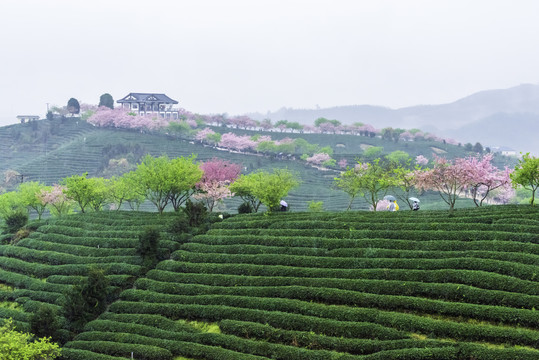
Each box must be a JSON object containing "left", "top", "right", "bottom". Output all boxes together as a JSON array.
[{"left": 1, "top": 0, "right": 539, "bottom": 127}]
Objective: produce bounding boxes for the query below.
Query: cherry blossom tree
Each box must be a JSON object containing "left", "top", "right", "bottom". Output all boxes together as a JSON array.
[
  {"left": 415, "top": 155, "right": 429, "bottom": 167},
  {"left": 338, "top": 158, "right": 348, "bottom": 169},
  {"left": 192, "top": 159, "right": 241, "bottom": 212},
  {"left": 306, "top": 153, "right": 332, "bottom": 166},
  {"left": 218, "top": 133, "right": 257, "bottom": 151},
  {"left": 38, "top": 185, "right": 74, "bottom": 217},
  {"left": 195, "top": 128, "right": 216, "bottom": 142},
  {"left": 414, "top": 155, "right": 475, "bottom": 211},
  {"left": 462, "top": 154, "right": 512, "bottom": 206}
]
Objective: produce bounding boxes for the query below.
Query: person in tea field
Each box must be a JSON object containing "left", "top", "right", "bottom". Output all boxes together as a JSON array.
[
  {"left": 412, "top": 200, "right": 420, "bottom": 211},
  {"left": 387, "top": 200, "right": 399, "bottom": 211}
]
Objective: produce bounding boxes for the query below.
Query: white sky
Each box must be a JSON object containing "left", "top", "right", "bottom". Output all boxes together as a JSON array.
[{"left": 1, "top": 0, "right": 538, "bottom": 126}]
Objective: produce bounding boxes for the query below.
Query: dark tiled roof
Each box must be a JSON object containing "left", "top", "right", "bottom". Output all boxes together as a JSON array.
[{"left": 117, "top": 93, "right": 178, "bottom": 104}]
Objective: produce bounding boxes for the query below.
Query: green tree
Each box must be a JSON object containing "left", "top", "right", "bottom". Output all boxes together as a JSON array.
[
  {"left": 67, "top": 98, "right": 80, "bottom": 115},
  {"left": 0, "top": 191, "right": 25, "bottom": 222},
  {"left": 61, "top": 173, "right": 107, "bottom": 213},
  {"left": 82, "top": 266, "right": 109, "bottom": 317},
  {"left": 17, "top": 182, "right": 49, "bottom": 220},
  {"left": 473, "top": 142, "right": 484, "bottom": 154},
  {"left": 393, "top": 160, "right": 420, "bottom": 209},
  {"left": 334, "top": 159, "right": 395, "bottom": 210},
  {"left": 510, "top": 152, "right": 539, "bottom": 205},
  {"left": 230, "top": 173, "right": 264, "bottom": 212},
  {"left": 136, "top": 226, "right": 161, "bottom": 268},
  {"left": 108, "top": 175, "right": 144, "bottom": 210},
  {"left": 30, "top": 305, "right": 61, "bottom": 341},
  {"left": 98, "top": 93, "right": 114, "bottom": 109},
  {"left": 0, "top": 319, "right": 61, "bottom": 359},
  {"left": 131, "top": 154, "right": 202, "bottom": 213},
  {"left": 231, "top": 169, "right": 300, "bottom": 212},
  {"left": 386, "top": 150, "right": 410, "bottom": 166},
  {"left": 363, "top": 146, "right": 384, "bottom": 160}
]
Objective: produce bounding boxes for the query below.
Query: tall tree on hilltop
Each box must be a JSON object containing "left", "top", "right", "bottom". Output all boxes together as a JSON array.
[
  {"left": 67, "top": 98, "right": 80, "bottom": 115},
  {"left": 99, "top": 93, "right": 114, "bottom": 109}
]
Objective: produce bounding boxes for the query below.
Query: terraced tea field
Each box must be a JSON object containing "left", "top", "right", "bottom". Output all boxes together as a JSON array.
[{"left": 0, "top": 205, "right": 527, "bottom": 359}]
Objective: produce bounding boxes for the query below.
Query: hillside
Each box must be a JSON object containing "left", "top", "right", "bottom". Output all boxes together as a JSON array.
[
  {"left": 0, "top": 206, "right": 538, "bottom": 359},
  {"left": 249, "top": 83, "right": 539, "bottom": 154},
  {"left": 0, "top": 116, "right": 499, "bottom": 212}
]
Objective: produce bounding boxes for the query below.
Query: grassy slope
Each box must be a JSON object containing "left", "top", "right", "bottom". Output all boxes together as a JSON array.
[
  {"left": 1, "top": 206, "right": 534, "bottom": 359},
  {"left": 0, "top": 118, "right": 496, "bottom": 212}
]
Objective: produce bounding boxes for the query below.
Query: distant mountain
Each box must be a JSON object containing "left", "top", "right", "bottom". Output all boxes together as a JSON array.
[
  {"left": 445, "top": 112, "right": 539, "bottom": 156},
  {"left": 249, "top": 83, "right": 539, "bottom": 154}
]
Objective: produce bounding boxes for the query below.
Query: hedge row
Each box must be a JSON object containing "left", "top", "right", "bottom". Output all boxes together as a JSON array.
[
  {"left": 29, "top": 232, "right": 141, "bottom": 248},
  {"left": 133, "top": 278, "right": 539, "bottom": 325},
  {"left": 60, "top": 348, "right": 126, "bottom": 360},
  {"left": 81, "top": 320, "right": 385, "bottom": 360},
  {"left": 37, "top": 225, "right": 141, "bottom": 239},
  {"left": 64, "top": 339, "right": 172, "bottom": 360},
  {"left": 143, "top": 271, "right": 539, "bottom": 308},
  {"left": 29, "top": 232, "right": 179, "bottom": 251},
  {"left": 219, "top": 319, "right": 451, "bottom": 355},
  {"left": 0, "top": 257, "right": 142, "bottom": 277},
  {"left": 212, "top": 219, "right": 539, "bottom": 234},
  {"left": 109, "top": 301, "right": 407, "bottom": 340},
  {"left": 0, "top": 307, "right": 30, "bottom": 323},
  {"left": 67, "top": 336, "right": 267, "bottom": 360},
  {"left": 207, "top": 228, "right": 539, "bottom": 243},
  {"left": 47, "top": 274, "right": 134, "bottom": 288},
  {"left": 171, "top": 251, "right": 539, "bottom": 281},
  {"left": 17, "top": 238, "right": 138, "bottom": 256},
  {"left": 0, "top": 268, "right": 68, "bottom": 293},
  {"left": 180, "top": 242, "right": 539, "bottom": 266},
  {"left": 110, "top": 297, "right": 539, "bottom": 346},
  {"left": 192, "top": 235, "right": 539, "bottom": 254},
  {"left": 157, "top": 261, "right": 539, "bottom": 295},
  {"left": 98, "top": 313, "right": 199, "bottom": 333},
  {"left": 0, "top": 288, "right": 64, "bottom": 305},
  {"left": 0, "top": 245, "right": 142, "bottom": 266}
]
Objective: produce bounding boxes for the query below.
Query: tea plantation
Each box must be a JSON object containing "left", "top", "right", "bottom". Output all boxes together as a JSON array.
[{"left": 1, "top": 205, "right": 538, "bottom": 359}]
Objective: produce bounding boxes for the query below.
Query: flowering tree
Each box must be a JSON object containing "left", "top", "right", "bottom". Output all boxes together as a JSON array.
[
  {"left": 193, "top": 159, "right": 241, "bottom": 211},
  {"left": 218, "top": 133, "right": 257, "bottom": 151},
  {"left": 306, "top": 153, "right": 332, "bottom": 166},
  {"left": 462, "top": 154, "right": 512, "bottom": 206},
  {"left": 338, "top": 158, "right": 348, "bottom": 169},
  {"left": 193, "top": 181, "right": 234, "bottom": 212},
  {"left": 38, "top": 185, "right": 74, "bottom": 217},
  {"left": 414, "top": 155, "right": 475, "bottom": 211},
  {"left": 510, "top": 152, "right": 539, "bottom": 205},
  {"left": 415, "top": 155, "right": 429, "bottom": 167}
]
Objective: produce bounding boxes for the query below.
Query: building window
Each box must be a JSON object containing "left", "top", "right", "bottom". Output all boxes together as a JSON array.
[{"left": 132, "top": 103, "right": 138, "bottom": 110}]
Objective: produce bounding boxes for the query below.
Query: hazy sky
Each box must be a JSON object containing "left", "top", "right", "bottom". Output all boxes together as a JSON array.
[{"left": 1, "top": 0, "right": 538, "bottom": 126}]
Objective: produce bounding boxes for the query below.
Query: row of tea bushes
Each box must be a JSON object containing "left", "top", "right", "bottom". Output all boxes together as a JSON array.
[{"left": 62, "top": 206, "right": 539, "bottom": 358}]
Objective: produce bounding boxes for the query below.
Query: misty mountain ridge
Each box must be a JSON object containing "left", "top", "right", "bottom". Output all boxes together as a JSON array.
[{"left": 248, "top": 83, "right": 539, "bottom": 154}]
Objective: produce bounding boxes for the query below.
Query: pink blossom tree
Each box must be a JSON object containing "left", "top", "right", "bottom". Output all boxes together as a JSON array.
[
  {"left": 218, "top": 133, "right": 257, "bottom": 151},
  {"left": 338, "top": 158, "right": 348, "bottom": 169},
  {"left": 462, "top": 154, "right": 513, "bottom": 206},
  {"left": 306, "top": 153, "right": 332, "bottom": 165},
  {"left": 415, "top": 155, "right": 429, "bottom": 167},
  {"left": 195, "top": 159, "right": 241, "bottom": 211},
  {"left": 414, "top": 155, "right": 476, "bottom": 211},
  {"left": 38, "top": 185, "right": 74, "bottom": 217},
  {"left": 195, "top": 128, "right": 216, "bottom": 142}
]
